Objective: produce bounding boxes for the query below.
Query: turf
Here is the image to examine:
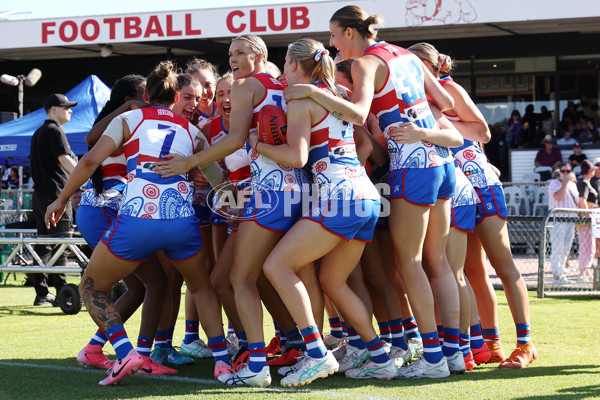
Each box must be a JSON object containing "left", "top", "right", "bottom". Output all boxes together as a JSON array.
[{"left": 1, "top": 274, "right": 599, "bottom": 400}]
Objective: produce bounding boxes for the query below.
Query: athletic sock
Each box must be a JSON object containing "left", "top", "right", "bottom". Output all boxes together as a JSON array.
[
  {"left": 136, "top": 335, "right": 153, "bottom": 357},
  {"left": 183, "top": 320, "right": 200, "bottom": 345},
  {"left": 365, "top": 336, "right": 391, "bottom": 364},
  {"left": 227, "top": 322, "right": 235, "bottom": 336},
  {"left": 284, "top": 328, "right": 306, "bottom": 351},
  {"left": 341, "top": 321, "right": 348, "bottom": 338},
  {"left": 470, "top": 323, "right": 485, "bottom": 350},
  {"left": 248, "top": 342, "right": 267, "bottom": 373},
  {"left": 106, "top": 325, "right": 134, "bottom": 360},
  {"left": 516, "top": 323, "right": 531, "bottom": 345},
  {"left": 154, "top": 329, "right": 170, "bottom": 349},
  {"left": 208, "top": 335, "right": 231, "bottom": 365},
  {"left": 421, "top": 331, "right": 444, "bottom": 364},
  {"left": 329, "top": 317, "right": 344, "bottom": 339},
  {"left": 377, "top": 321, "right": 391, "bottom": 342},
  {"left": 301, "top": 325, "right": 327, "bottom": 359},
  {"left": 273, "top": 320, "right": 281, "bottom": 337},
  {"left": 279, "top": 332, "right": 288, "bottom": 348},
  {"left": 482, "top": 328, "right": 500, "bottom": 343},
  {"left": 89, "top": 329, "right": 108, "bottom": 346},
  {"left": 165, "top": 327, "right": 174, "bottom": 349},
  {"left": 346, "top": 326, "right": 366, "bottom": 350},
  {"left": 437, "top": 325, "right": 444, "bottom": 346},
  {"left": 389, "top": 318, "right": 409, "bottom": 350},
  {"left": 442, "top": 327, "right": 460, "bottom": 357},
  {"left": 403, "top": 316, "right": 421, "bottom": 340},
  {"left": 236, "top": 331, "right": 248, "bottom": 349},
  {"left": 459, "top": 333, "right": 471, "bottom": 357}
]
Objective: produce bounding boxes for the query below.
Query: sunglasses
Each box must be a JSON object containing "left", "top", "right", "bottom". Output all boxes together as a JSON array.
[{"left": 560, "top": 169, "right": 571, "bottom": 173}]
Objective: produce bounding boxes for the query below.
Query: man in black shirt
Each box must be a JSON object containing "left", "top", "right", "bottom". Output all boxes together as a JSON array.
[{"left": 30, "top": 93, "right": 78, "bottom": 306}]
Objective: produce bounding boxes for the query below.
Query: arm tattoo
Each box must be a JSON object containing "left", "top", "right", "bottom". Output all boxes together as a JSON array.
[{"left": 332, "top": 111, "right": 344, "bottom": 119}]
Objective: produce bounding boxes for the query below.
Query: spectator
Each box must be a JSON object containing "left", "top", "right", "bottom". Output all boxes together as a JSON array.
[
  {"left": 548, "top": 164, "right": 578, "bottom": 285},
  {"left": 568, "top": 143, "right": 587, "bottom": 169},
  {"left": 539, "top": 106, "right": 554, "bottom": 137},
  {"left": 590, "top": 157, "right": 600, "bottom": 195},
  {"left": 502, "top": 109, "right": 524, "bottom": 148},
  {"left": 1, "top": 167, "right": 20, "bottom": 189},
  {"left": 535, "top": 135, "right": 563, "bottom": 171},
  {"left": 556, "top": 130, "right": 577, "bottom": 146},
  {"left": 575, "top": 160, "right": 597, "bottom": 283},
  {"left": 561, "top": 101, "right": 576, "bottom": 130},
  {"left": 575, "top": 118, "right": 593, "bottom": 144},
  {"left": 29, "top": 93, "right": 78, "bottom": 307},
  {"left": 522, "top": 104, "right": 540, "bottom": 147}
]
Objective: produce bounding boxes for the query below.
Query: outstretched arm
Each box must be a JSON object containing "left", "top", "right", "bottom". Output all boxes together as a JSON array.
[{"left": 284, "top": 56, "right": 379, "bottom": 125}]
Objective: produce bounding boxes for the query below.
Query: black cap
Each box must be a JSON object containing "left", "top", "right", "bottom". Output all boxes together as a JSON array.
[
  {"left": 44, "top": 93, "right": 77, "bottom": 110},
  {"left": 580, "top": 159, "right": 598, "bottom": 175}
]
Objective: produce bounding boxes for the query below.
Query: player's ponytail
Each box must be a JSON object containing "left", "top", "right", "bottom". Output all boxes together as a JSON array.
[
  {"left": 330, "top": 5, "right": 383, "bottom": 40},
  {"left": 146, "top": 60, "right": 179, "bottom": 105},
  {"left": 288, "top": 39, "right": 344, "bottom": 99},
  {"left": 407, "top": 42, "right": 454, "bottom": 76}
]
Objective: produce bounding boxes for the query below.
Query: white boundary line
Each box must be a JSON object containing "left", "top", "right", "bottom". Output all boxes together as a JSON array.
[{"left": 0, "top": 361, "right": 399, "bottom": 400}]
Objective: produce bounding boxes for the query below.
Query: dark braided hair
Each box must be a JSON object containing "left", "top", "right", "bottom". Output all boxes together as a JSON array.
[{"left": 90, "top": 74, "right": 145, "bottom": 194}]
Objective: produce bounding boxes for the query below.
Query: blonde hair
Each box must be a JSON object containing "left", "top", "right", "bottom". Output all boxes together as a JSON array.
[
  {"left": 330, "top": 5, "right": 383, "bottom": 40},
  {"left": 146, "top": 60, "right": 179, "bottom": 105},
  {"left": 288, "top": 38, "right": 344, "bottom": 99},
  {"left": 265, "top": 62, "right": 281, "bottom": 78},
  {"left": 407, "top": 42, "right": 454, "bottom": 74},
  {"left": 233, "top": 34, "right": 268, "bottom": 66}
]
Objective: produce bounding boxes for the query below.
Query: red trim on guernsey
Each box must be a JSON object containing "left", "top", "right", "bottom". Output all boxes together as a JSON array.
[
  {"left": 123, "top": 138, "right": 139, "bottom": 159},
  {"left": 311, "top": 112, "right": 329, "bottom": 128}
]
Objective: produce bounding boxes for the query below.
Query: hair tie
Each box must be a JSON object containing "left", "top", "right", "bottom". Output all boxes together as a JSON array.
[{"left": 314, "top": 49, "right": 329, "bottom": 63}]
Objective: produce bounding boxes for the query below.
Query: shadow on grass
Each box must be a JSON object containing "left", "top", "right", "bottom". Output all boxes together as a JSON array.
[
  {"left": 517, "top": 384, "right": 600, "bottom": 400},
  {"left": 1, "top": 358, "right": 599, "bottom": 400},
  {"left": 0, "top": 305, "right": 68, "bottom": 317}
]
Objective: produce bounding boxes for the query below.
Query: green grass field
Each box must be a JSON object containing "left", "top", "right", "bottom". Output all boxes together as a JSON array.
[{"left": 1, "top": 274, "right": 599, "bottom": 400}]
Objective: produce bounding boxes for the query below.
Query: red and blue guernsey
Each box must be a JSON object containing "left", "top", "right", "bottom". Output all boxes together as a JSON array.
[
  {"left": 364, "top": 41, "right": 453, "bottom": 170},
  {"left": 210, "top": 116, "right": 251, "bottom": 185},
  {"left": 440, "top": 77, "right": 501, "bottom": 188},
  {"left": 248, "top": 73, "right": 310, "bottom": 192},
  {"left": 120, "top": 106, "right": 199, "bottom": 219},
  {"left": 309, "top": 83, "right": 379, "bottom": 201},
  {"left": 79, "top": 152, "right": 127, "bottom": 210}
]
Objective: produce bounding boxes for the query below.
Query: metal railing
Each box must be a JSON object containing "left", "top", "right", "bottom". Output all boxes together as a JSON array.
[
  {"left": 538, "top": 208, "right": 600, "bottom": 297},
  {"left": 0, "top": 230, "right": 88, "bottom": 276}
]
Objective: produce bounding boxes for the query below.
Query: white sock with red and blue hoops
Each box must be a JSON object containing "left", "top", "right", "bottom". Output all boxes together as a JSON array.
[
  {"left": 301, "top": 325, "right": 327, "bottom": 359},
  {"left": 106, "top": 325, "right": 134, "bottom": 360}
]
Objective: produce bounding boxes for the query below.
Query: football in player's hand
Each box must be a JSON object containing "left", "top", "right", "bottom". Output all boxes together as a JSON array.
[{"left": 256, "top": 105, "right": 287, "bottom": 145}]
